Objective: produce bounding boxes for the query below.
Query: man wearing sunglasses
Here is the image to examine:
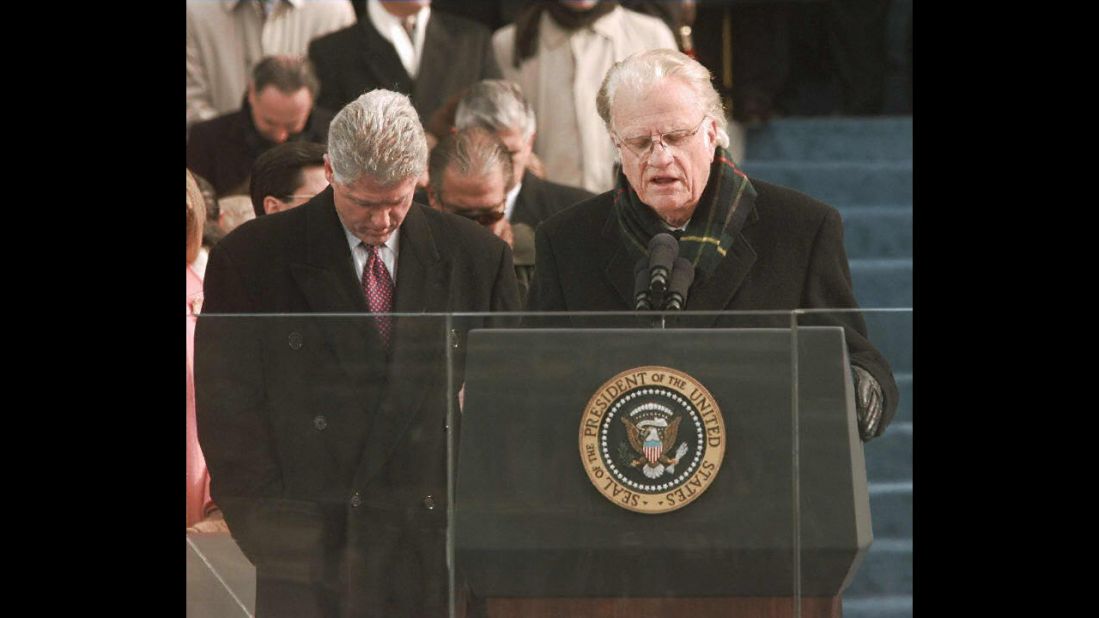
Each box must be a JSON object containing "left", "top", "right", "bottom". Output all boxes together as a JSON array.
[
  {"left": 427, "top": 126, "right": 539, "bottom": 304},
  {"left": 526, "top": 49, "right": 899, "bottom": 442},
  {"left": 453, "top": 79, "right": 594, "bottom": 235}
]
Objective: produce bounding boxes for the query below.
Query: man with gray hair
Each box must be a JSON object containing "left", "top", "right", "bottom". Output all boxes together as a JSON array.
[
  {"left": 454, "top": 79, "right": 594, "bottom": 234},
  {"left": 196, "top": 89, "right": 519, "bottom": 616},
  {"left": 527, "top": 48, "right": 899, "bottom": 441}
]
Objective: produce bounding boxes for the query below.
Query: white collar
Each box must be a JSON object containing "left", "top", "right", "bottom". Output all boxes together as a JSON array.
[
  {"left": 366, "top": 0, "right": 431, "bottom": 77},
  {"left": 341, "top": 219, "right": 400, "bottom": 255},
  {"left": 539, "top": 5, "right": 623, "bottom": 51},
  {"left": 504, "top": 179, "right": 522, "bottom": 222}
]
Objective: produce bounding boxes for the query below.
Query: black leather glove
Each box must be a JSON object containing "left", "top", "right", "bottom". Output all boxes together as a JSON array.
[{"left": 852, "top": 364, "right": 884, "bottom": 441}]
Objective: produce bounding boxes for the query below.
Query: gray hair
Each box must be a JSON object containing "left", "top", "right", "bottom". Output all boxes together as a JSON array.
[
  {"left": 428, "top": 126, "right": 514, "bottom": 201},
  {"left": 596, "top": 48, "right": 730, "bottom": 150},
  {"left": 327, "top": 89, "right": 428, "bottom": 186},
  {"left": 454, "top": 79, "right": 537, "bottom": 139}
]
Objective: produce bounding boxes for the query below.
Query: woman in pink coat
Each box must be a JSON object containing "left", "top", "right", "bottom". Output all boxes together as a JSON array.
[{"left": 186, "top": 169, "right": 224, "bottom": 531}]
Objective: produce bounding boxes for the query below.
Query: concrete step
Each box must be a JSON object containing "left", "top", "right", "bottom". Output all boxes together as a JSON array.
[
  {"left": 745, "top": 117, "right": 913, "bottom": 162},
  {"left": 849, "top": 258, "right": 912, "bottom": 308},
  {"left": 843, "top": 594, "right": 912, "bottom": 618},
  {"left": 864, "top": 422, "right": 912, "bottom": 483},
  {"left": 743, "top": 160, "right": 912, "bottom": 206},
  {"left": 838, "top": 205, "right": 913, "bottom": 259},
  {"left": 869, "top": 481, "right": 912, "bottom": 539},
  {"left": 861, "top": 311, "right": 913, "bottom": 375},
  {"left": 893, "top": 372, "right": 912, "bottom": 424},
  {"left": 845, "top": 538, "right": 912, "bottom": 596}
]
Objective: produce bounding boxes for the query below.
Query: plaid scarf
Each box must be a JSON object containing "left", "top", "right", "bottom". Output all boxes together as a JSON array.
[{"left": 615, "top": 147, "right": 757, "bottom": 280}]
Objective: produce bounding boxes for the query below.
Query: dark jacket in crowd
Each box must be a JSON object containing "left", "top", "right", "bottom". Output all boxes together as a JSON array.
[
  {"left": 187, "top": 99, "right": 335, "bottom": 196},
  {"left": 308, "top": 10, "right": 501, "bottom": 123}
]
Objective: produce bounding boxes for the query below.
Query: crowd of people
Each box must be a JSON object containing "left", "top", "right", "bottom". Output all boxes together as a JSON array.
[{"left": 187, "top": 1, "right": 906, "bottom": 615}]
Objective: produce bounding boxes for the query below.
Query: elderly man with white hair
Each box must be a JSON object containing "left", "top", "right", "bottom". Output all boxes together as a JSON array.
[
  {"left": 195, "top": 89, "right": 519, "bottom": 617},
  {"left": 526, "top": 49, "right": 898, "bottom": 441},
  {"left": 454, "top": 79, "right": 594, "bottom": 232}
]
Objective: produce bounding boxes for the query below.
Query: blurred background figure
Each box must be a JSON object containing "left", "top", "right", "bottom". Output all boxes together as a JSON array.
[
  {"left": 186, "top": 169, "right": 227, "bottom": 534},
  {"left": 492, "top": 1, "right": 676, "bottom": 194},
  {"left": 186, "top": 0, "right": 354, "bottom": 133},
  {"left": 249, "top": 141, "right": 329, "bottom": 217},
  {"left": 454, "top": 79, "right": 593, "bottom": 232},
  {"left": 309, "top": 0, "right": 500, "bottom": 147},
  {"left": 686, "top": 0, "right": 902, "bottom": 125},
  {"left": 427, "top": 127, "right": 538, "bottom": 302},
  {"left": 189, "top": 171, "right": 228, "bottom": 251},
  {"left": 188, "top": 55, "right": 334, "bottom": 197},
  {"left": 216, "top": 196, "right": 258, "bottom": 238}
]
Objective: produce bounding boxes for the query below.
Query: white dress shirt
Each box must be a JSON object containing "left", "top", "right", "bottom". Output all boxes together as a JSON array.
[
  {"left": 504, "top": 180, "right": 522, "bottom": 222},
  {"left": 366, "top": 0, "right": 430, "bottom": 79},
  {"left": 343, "top": 224, "right": 400, "bottom": 284},
  {"left": 186, "top": 0, "right": 356, "bottom": 128}
]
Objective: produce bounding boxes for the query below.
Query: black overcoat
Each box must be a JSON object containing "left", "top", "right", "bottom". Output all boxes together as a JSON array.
[
  {"left": 510, "top": 170, "right": 595, "bottom": 231},
  {"left": 308, "top": 11, "right": 501, "bottom": 122},
  {"left": 195, "top": 188, "right": 519, "bottom": 616},
  {"left": 525, "top": 177, "right": 900, "bottom": 433}
]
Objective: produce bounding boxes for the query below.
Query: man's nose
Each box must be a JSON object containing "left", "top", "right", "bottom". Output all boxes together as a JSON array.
[
  {"left": 647, "top": 140, "right": 674, "bottom": 165},
  {"left": 369, "top": 207, "right": 391, "bottom": 229}
]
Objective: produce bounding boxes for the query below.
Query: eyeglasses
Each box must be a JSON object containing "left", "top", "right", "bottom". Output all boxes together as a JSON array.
[
  {"left": 450, "top": 207, "right": 506, "bottom": 226},
  {"left": 613, "top": 115, "right": 710, "bottom": 159},
  {"left": 440, "top": 198, "right": 507, "bottom": 226}
]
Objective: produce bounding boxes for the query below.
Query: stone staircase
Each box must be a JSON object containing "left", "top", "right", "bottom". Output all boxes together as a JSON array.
[{"left": 742, "top": 116, "right": 914, "bottom": 618}]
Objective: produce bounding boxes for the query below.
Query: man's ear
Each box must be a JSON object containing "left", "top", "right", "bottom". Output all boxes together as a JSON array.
[
  {"left": 323, "top": 154, "right": 335, "bottom": 184},
  {"left": 426, "top": 187, "right": 443, "bottom": 211},
  {"left": 263, "top": 195, "right": 284, "bottom": 215}
]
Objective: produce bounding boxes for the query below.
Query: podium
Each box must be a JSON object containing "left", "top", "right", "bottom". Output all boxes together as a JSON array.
[{"left": 454, "top": 326, "right": 871, "bottom": 618}]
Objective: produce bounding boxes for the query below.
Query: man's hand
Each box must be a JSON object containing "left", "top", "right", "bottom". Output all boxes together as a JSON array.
[
  {"left": 491, "top": 217, "right": 514, "bottom": 248},
  {"left": 852, "top": 365, "right": 884, "bottom": 441}
]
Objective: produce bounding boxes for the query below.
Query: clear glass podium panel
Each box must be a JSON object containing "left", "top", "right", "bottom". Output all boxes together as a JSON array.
[
  {"left": 186, "top": 309, "right": 908, "bottom": 617},
  {"left": 793, "top": 308, "right": 913, "bottom": 618},
  {"left": 450, "top": 309, "right": 811, "bottom": 618}
]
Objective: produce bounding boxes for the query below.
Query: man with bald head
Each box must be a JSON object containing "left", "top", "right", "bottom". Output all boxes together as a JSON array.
[
  {"left": 196, "top": 89, "right": 519, "bottom": 616},
  {"left": 187, "top": 55, "right": 334, "bottom": 196},
  {"left": 527, "top": 49, "right": 898, "bottom": 441}
]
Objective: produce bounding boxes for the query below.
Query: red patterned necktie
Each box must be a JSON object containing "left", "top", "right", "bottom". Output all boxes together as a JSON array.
[{"left": 361, "top": 243, "right": 394, "bottom": 350}]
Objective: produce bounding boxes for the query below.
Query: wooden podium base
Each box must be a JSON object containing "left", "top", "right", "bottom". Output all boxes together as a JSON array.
[{"left": 481, "top": 596, "right": 842, "bottom": 618}]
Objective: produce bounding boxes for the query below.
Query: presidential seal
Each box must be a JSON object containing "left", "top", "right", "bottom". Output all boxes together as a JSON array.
[{"left": 579, "top": 366, "right": 726, "bottom": 514}]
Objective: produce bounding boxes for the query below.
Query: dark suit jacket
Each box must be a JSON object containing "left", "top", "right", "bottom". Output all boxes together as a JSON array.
[
  {"left": 308, "top": 11, "right": 501, "bottom": 123},
  {"left": 195, "top": 188, "right": 519, "bottom": 616},
  {"left": 186, "top": 101, "right": 335, "bottom": 196},
  {"left": 525, "top": 178, "right": 899, "bottom": 434},
  {"left": 510, "top": 170, "right": 595, "bottom": 231}
]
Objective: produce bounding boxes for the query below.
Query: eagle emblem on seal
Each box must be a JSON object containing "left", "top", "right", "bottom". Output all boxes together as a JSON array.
[{"left": 621, "top": 414, "right": 690, "bottom": 479}]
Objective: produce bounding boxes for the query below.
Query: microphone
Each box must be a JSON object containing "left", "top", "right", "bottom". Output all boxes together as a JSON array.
[
  {"left": 662, "top": 257, "right": 695, "bottom": 311},
  {"left": 633, "top": 257, "right": 653, "bottom": 310},
  {"left": 647, "top": 233, "right": 679, "bottom": 295}
]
